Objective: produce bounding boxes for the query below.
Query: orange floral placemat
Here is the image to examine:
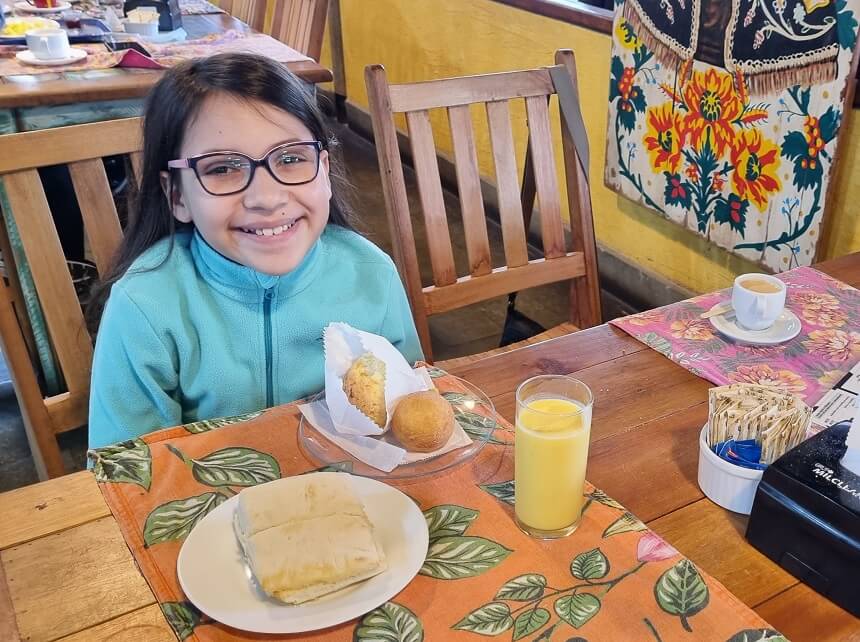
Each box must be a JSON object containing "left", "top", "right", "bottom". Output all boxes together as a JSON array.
[{"left": 90, "top": 367, "right": 783, "bottom": 641}]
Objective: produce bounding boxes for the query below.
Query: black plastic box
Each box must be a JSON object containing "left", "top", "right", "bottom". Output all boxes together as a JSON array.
[{"left": 746, "top": 422, "right": 860, "bottom": 617}]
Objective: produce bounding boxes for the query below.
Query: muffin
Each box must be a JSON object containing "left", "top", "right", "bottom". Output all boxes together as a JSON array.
[
  {"left": 342, "top": 353, "right": 387, "bottom": 428},
  {"left": 391, "top": 390, "right": 455, "bottom": 452}
]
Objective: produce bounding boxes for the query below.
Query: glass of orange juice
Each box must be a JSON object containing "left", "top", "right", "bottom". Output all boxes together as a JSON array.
[{"left": 515, "top": 375, "right": 593, "bottom": 538}]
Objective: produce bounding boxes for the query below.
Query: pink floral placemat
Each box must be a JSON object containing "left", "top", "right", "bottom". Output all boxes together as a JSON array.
[
  {"left": 0, "top": 31, "right": 309, "bottom": 78},
  {"left": 611, "top": 267, "right": 860, "bottom": 405},
  {"left": 178, "top": 0, "right": 225, "bottom": 15}
]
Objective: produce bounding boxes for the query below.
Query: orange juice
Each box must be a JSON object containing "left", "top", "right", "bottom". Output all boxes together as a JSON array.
[{"left": 515, "top": 396, "right": 591, "bottom": 536}]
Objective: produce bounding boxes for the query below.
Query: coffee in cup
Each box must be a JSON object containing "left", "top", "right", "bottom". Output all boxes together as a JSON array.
[
  {"left": 25, "top": 28, "right": 71, "bottom": 60},
  {"left": 731, "top": 273, "right": 786, "bottom": 331}
]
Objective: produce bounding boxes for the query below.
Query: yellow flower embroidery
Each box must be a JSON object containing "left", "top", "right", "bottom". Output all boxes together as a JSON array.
[
  {"left": 670, "top": 318, "right": 714, "bottom": 341},
  {"left": 729, "top": 364, "right": 807, "bottom": 394}
]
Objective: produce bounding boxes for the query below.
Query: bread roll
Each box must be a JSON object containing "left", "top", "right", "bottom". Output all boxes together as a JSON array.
[
  {"left": 234, "top": 473, "right": 386, "bottom": 604},
  {"left": 391, "top": 390, "right": 455, "bottom": 452},
  {"left": 342, "top": 353, "right": 387, "bottom": 427}
]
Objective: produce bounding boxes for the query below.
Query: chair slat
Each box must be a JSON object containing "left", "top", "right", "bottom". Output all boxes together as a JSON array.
[
  {"left": 0, "top": 118, "right": 140, "bottom": 173},
  {"left": 447, "top": 105, "right": 491, "bottom": 277},
  {"left": 365, "top": 64, "right": 434, "bottom": 359},
  {"left": 285, "top": 2, "right": 300, "bottom": 44},
  {"left": 297, "top": 0, "right": 311, "bottom": 52},
  {"left": 486, "top": 100, "right": 528, "bottom": 268},
  {"left": 389, "top": 69, "right": 554, "bottom": 112},
  {"left": 67, "top": 160, "right": 123, "bottom": 276},
  {"left": 405, "top": 110, "right": 457, "bottom": 287},
  {"left": 3, "top": 171, "right": 93, "bottom": 396},
  {"left": 424, "top": 253, "right": 585, "bottom": 315},
  {"left": 129, "top": 152, "right": 143, "bottom": 186},
  {"left": 556, "top": 50, "right": 601, "bottom": 328},
  {"left": 525, "top": 95, "right": 566, "bottom": 259}
]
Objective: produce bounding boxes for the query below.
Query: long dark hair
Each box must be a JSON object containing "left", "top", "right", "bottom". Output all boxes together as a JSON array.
[{"left": 88, "top": 52, "right": 357, "bottom": 331}]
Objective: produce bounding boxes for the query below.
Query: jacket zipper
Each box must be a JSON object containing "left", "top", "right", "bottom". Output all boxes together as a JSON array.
[{"left": 263, "top": 287, "right": 275, "bottom": 407}]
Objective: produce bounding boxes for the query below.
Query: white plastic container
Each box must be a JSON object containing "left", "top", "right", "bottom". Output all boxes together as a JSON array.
[
  {"left": 697, "top": 425, "right": 764, "bottom": 515},
  {"left": 124, "top": 20, "right": 158, "bottom": 36}
]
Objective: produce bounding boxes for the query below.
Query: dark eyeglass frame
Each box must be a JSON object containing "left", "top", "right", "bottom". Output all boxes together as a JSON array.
[{"left": 167, "top": 140, "right": 324, "bottom": 196}]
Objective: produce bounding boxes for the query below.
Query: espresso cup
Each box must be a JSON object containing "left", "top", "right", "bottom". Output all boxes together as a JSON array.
[
  {"left": 25, "top": 28, "right": 71, "bottom": 60},
  {"left": 731, "top": 273, "right": 786, "bottom": 331}
]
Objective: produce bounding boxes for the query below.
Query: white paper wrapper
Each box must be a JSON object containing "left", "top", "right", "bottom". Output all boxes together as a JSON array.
[
  {"left": 297, "top": 323, "right": 473, "bottom": 472},
  {"left": 322, "top": 322, "right": 428, "bottom": 435}
]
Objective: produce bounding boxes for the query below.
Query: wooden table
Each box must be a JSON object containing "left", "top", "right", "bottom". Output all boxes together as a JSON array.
[
  {"left": 0, "top": 14, "right": 333, "bottom": 109},
  {"left": 1, "top": 253, "right": 858, "bottom": 641}
]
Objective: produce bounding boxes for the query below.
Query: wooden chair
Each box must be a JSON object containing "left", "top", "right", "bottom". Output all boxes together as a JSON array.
[
  {"left": 365, "top": 50, "right": 602, "bottom": 366},
  {"left": 0, "top": 118, "right": 141, "bottom": 479},
  {"left": 268, "top": 0, "right": 328, "bottom": 61},
  {"left": 219, "top": 0, "right": 267, "bottom": 32}
]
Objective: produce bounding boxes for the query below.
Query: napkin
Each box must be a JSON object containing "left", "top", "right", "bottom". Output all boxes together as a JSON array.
[
  {"left": 297, "top": 323, "right": 473, "bottom": 472},
  {"left": 322, "top": 322, "right": 427, "bottom": 436}
]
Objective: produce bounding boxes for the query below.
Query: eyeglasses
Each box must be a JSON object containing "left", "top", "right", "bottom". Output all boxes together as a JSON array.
[{"left": 167, "top": 140, "right": 323, "bottom": 196}]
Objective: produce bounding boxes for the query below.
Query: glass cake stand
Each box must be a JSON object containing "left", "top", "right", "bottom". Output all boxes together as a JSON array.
[{"left": 298, "top": 376, "right": 505, "bottom": 479}]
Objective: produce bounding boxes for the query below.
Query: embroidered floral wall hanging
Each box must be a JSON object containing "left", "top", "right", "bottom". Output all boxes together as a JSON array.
[{"left": 604, "top": 0, "right": 860, "bottom": 271}]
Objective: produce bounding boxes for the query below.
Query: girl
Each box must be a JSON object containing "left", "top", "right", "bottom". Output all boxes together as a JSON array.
[{"left": 88, "top": 53, "right": 423, "bottom": 449}]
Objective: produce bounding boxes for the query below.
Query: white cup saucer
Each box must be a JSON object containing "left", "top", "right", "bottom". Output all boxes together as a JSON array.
[
  {"left": 15, "top": 47, "right": 87, "bottom": 66},
  {"left": 706, "top": 303, "right": 801, "bottom": 345}
]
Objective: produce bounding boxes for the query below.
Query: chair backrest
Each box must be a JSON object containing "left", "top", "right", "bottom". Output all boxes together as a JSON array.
[
  {"left": 0, "top": 118, "right": 142, "bottom": 478},
  {"left": 365, "top": 50, "right": 601, "bottom": 362},
  {"left": 268, "top": 0, "right": 328, "bottom": 61},
  {"left": 220, "top": 0, "right": 267, "bottom": 31}
]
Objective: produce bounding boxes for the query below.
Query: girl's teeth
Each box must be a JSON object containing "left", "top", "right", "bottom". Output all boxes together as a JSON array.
[{"left": 243, "top": 220, "right": 297, "bottom": 236}]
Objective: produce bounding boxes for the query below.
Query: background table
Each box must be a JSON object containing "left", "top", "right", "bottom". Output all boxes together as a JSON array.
[
  {"left": 0, "top": 252, "right": 857, "bottom": 641},
  {"left": 0, "top": 14, "right": 332, "bottom": 110}
]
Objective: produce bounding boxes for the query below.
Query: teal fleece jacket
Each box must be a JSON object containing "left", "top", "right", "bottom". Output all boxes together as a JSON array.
[{"left": 88, "top": 226, "right": 423, "bottom": 449}]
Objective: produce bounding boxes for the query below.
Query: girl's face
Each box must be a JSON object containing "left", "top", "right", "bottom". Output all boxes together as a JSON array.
[{"left": 164, "top": 94, "right": 331, "bottom": 276}]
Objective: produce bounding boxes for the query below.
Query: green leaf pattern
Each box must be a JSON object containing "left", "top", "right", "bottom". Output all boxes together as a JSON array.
[
  {"left": 570, "top": 548, "right": 610, "bottom": 580},
  {"left": 160, "top": 601, "right": 200, "bottom": 640},
  {"left": 725, "top": 629, "right": 789, "bottom": 642},
  {"left": 423, "top": 504, "right": 478, "bottom": 540},
  {"left": 90, "top": 439, "right": 152, "bottom": 491},
  {"left": 354, "top": 601, "right": 424, "bottom": 642},
  {"left": 554, "top": 593, "right": 601, "bottom": 629},
  {"left": 495, "top": 574, "right": 547, "bottom": 601},
  {"left": 183, "top": 410, "right": 264, "bottom": 433},
  {"left": 602, "top": 512, "right": 647, "bottom": 538},
  {"left": 143, "top": 492, "right": 227, "bottom": 546},
  {"left": 480, "top": 480, "right": 515, "bottom": 505},
  {"left": 654, "top": 559, "right": 710, "bottom": 632},
  {"left": 421, "top": 536, "right": 512, "bottom": 580},
  {"left": 453, "top": 602, "right": 513, "bottom": 635},
  {"left": 513, "top": 608, "right": 550, "bottom": 640},
  {"left": 188, "top": 447, "right": 280, "bottom": 487}
]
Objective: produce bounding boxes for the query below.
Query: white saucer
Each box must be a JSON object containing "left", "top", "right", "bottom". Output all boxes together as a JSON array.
[
  {"left": 13, "top": 1, "right": 71, "bottom": 12},
  {"left": 15, "top": 47, "right": 87, "bottom": 66},
  {"left": 707, "top": 304, "right": 801, "bottom": 345}
]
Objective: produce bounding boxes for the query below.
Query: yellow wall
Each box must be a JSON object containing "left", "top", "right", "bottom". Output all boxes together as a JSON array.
[{"left": 331, "top": 0, "right": 859, "bottom": 294}]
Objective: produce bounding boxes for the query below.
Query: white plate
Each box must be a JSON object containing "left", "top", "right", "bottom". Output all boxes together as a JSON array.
[
  {"left": 13, "top": 1, "right": 71, "bottom": 12},
  {"left": 177, "top": 474, "right": 429, "bottom": 634},
  {"left": 707, "top": 304, "right": 802, "bottom": 345},
  {"left": 15, "top": 47, "right": 86, "bottom": 65}
]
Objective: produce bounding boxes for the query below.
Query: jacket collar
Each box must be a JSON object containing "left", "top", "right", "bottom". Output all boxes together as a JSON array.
[{"left": 189, "top": 228, "right": 323, "bottom": 302}]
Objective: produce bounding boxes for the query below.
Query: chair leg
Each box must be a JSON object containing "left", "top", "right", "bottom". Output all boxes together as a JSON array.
[{"left": 0, "top": 281, "right": 64, "bottom": 479}]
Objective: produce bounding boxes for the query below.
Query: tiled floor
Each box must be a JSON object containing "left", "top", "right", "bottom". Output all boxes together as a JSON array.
[{"left": 0, "top": 119, "right": 626, "bottom": 491}]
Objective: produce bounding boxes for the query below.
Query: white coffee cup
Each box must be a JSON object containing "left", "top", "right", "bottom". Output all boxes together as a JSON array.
[
  {"left": 731, "top": 273, "right": 786, "bottom": 331},
  {"left": 25, "top": 28, "right": 71, "bottom": 61}
]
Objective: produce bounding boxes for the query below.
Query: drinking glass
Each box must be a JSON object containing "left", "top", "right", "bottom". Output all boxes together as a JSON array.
[{"left": 515, "top": 375, "right": 593, "bottom": 538}]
